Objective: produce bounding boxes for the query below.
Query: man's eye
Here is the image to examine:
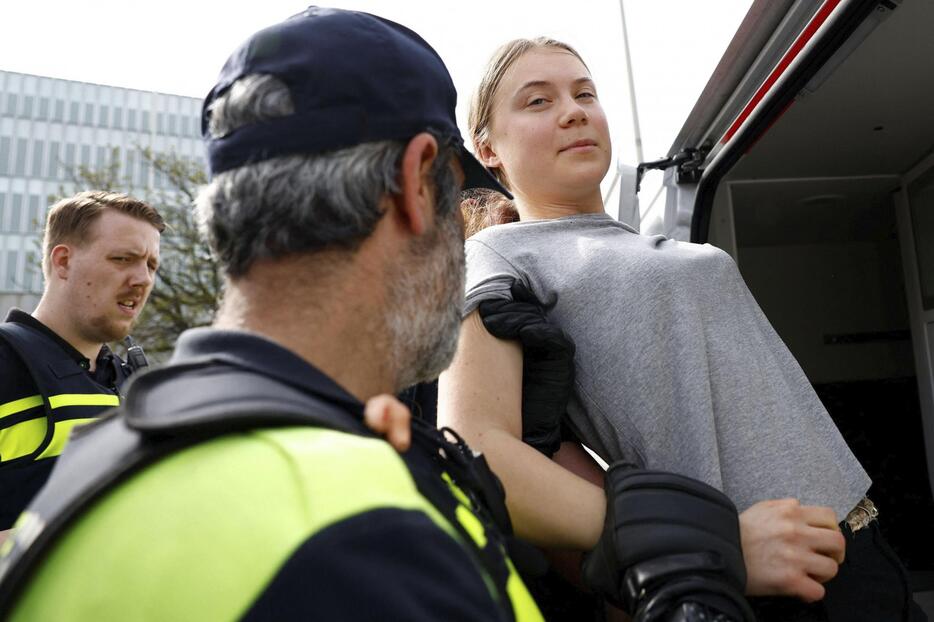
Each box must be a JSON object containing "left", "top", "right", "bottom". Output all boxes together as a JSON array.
[{"left": 577, "top": 92, "right": 596, "bottom": 100}]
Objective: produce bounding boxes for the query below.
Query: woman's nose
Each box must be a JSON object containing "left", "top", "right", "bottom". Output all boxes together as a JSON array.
[{"left": 559, "top": 98, "right": 589, "bottom": 127}]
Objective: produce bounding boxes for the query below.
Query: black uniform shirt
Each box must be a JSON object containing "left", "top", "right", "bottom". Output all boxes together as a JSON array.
[{"left": 0, "top": 309, "right": 126, "bottom": 529}]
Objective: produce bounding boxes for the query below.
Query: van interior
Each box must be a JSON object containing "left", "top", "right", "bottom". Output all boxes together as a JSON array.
[{"left": 704, "top": 0, "right": 934, "bottom": 601}]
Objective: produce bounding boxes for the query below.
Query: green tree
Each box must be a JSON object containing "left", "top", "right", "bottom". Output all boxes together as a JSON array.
[{"left": 58, "top": 147, "right": 220, "bottom": 359}]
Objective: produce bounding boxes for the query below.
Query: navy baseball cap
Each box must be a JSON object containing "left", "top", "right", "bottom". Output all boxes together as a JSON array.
[{"left": 202, "top": 6, "right": 511, "bottom": 199}]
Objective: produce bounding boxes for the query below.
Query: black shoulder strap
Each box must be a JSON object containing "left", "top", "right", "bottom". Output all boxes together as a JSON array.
[
  {"left": 0, "top": 323, "right": 60, "bottom": 462},
  {"left": 0, "top": 361, "right": 370, "bottom": 614}
]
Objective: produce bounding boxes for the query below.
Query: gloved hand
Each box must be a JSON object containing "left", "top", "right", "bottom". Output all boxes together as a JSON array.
[
  {"left": 582, "top": 463, "right": 755, "bottom": 622},
  {"left": 477, "top": 281, "right": 575, "bottom": 458}
]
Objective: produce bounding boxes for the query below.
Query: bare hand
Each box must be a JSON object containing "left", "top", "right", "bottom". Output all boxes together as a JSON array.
[
  {"left": 364, "top": 394, "right": 411, "bottom": 452},
  {"left": 740, "top": 498, "right": 845, "bottom": 602}
]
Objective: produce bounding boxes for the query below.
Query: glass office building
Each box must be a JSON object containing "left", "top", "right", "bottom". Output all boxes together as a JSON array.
[{"left": 0, "top": 70, "right": 204, "bottom": 314}]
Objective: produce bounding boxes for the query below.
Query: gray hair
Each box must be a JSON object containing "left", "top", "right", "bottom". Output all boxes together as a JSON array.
[{"left": 195, "top": 74, "right": 455, "bottom": 278}]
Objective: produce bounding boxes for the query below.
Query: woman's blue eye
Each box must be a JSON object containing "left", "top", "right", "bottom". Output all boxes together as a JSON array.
[{"left": 528, "top": 97, "right": 546, "bottom": 106}]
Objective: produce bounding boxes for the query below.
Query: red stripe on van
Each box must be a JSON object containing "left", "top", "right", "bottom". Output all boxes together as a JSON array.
[{"left": 720, "top": 0, "right": 843, "bottom": 144}]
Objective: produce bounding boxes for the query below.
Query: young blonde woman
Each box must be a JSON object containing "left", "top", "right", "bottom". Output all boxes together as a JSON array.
[{"left": 438, "top": 38, "right": 923, "bottom": 622}]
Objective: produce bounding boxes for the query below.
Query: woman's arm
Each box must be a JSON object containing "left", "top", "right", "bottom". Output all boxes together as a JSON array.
[
  {"left": 438, "top": 310, "right": 605, "bottom": 549},
  {"left": 439, "top": 315, "right": 844, "bottom": 601}
]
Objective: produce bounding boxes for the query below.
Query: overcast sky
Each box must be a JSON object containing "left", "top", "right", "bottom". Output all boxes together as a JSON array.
[{"left": 1, "top": 1, "right": 752, "bottom": 200}]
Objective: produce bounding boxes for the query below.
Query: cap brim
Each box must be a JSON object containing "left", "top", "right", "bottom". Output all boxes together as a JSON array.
[{"left": 458, "top": 145, "right": 513, "bottom": 200}]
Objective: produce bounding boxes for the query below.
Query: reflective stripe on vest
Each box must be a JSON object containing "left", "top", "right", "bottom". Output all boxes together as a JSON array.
[
  {"left": 0, "top": 321, "right": 127, "bottom": 465},
  {"left": 0, "top": 393, "right": 119, "bottom": 462},
  {"left": 441, "top": 472, "right": 543, "bottom": 622}
]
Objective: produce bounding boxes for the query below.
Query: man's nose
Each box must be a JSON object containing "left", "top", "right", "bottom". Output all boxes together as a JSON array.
[{"left": 128, "top": 262, "right": 154, "bottom": 288}]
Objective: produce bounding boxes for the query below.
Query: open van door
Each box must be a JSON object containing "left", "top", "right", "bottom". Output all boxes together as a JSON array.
[
  {"left": 641, "top": 0, "right": 934, "bottom": 610},
  {"left": 897, "top": 155, "right": 934, "bottom": 501}
]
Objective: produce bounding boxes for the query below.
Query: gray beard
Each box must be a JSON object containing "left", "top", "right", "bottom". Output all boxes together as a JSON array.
[{"left": 385, "top": 211, "right": 465, "bottom": 392}]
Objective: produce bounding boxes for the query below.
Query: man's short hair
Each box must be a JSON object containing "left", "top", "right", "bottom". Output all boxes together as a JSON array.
[{"left": 42, "top": 191, "right": 165, "bottom": 277}]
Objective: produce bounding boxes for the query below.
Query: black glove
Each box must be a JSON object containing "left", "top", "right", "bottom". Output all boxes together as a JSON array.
[
  {"left": 582, "top": 464, "right": 755, "bottom": 622},
  {"left": 477, "top": 281, "right": 575, "bottom": 458}
]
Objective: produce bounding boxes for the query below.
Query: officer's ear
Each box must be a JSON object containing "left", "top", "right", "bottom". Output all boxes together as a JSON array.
[
  {"left": 48, "top": 244, "right": 72, "bottom": 280},
  {"left": 392, "top": 132, "right": 439, "bottom": 236}
]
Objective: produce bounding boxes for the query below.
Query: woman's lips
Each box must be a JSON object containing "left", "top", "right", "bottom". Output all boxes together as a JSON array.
[{"left": 559, "top": 139, "right": 598, "bottom": 153}]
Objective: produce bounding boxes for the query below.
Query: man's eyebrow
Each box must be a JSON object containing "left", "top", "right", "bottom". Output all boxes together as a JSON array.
[{"left": 113, "top": 249, "right": 158, "bottom": 265}]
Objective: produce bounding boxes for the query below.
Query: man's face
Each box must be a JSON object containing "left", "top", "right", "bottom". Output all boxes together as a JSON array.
[
  {"left": 60, "top": 210, "right": 161, "bottom": 344},
  {"left": 386, "top": 162, "right": 465, "bottom": 391}
]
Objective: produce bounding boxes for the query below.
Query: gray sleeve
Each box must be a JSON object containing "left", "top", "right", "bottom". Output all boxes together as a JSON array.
[{"left": 463, "top": 239, "right": 522, "bottom": 317}]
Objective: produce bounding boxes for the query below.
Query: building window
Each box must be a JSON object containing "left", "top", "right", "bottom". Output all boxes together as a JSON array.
[
  {"left": 22, "top": 96, "right": 34, "bottom": 119},
  {"left": 84, "top": 102, "right": 94, "bottom": 125},
  {"left": 0, "top": 137, "right": 10, "bottom": 175},
  {"left": 69, "top": 101, "right": 79, "bottom": 124},
  {"left": 47, "top": 141, "right": 60, "bottom": 180},
  {"left": 141, "top": 110, "right": 150, "bottom": 132},
  {"left": 6, "top": 250, "right": 20, "bottom": 290},
  {"left": 53, "top": 99, "right": 65, "bottom": 122},
  {"left": 38, "top": 97, "right": 50, "bottom": 120},
  {"left": 139, "top": 156, "right": 150, "bottom": 188},
  {"left": 98, "top": 105, "right": 109, "bottom": 127},
  {"left": 10, "top": 194, "right": 23, "bottom": 232},
  {"left": 29, "top": 251, "right": 42, "bottom": 293},
  {"left": 167, "top": 113, "right": 178, "bottom": 135},
  {"left": 156, "top": 112, "right": 165, "bottom": 134},
  {"left": 14, "top": 138, "right": 27, "bottom": 176},
  {"left": 180, "top": 116, "right": 189, "bottom": 137},
  {"left": 4, "top": 94, "right": 17, "bottom": 116},
  {"left": 0, "top": 194, "right": 5, "bottom": 230},
  {"left": 30, "top": 140, "right": 44, "bottom": 177},
  {"left": 28, "top": 195, "right": 42, "bottom": 232},
  {"left": 113, "top": 107, "right": 123, "bottom": 130},
  {"left": 80, "top": 144, "right": 91, "bottom": 170},
  {"left": 128, "top": 109, "right": 137, "bottom": 131},
  {"left": 125, "top": 150, "right": 135, "bottom": 187},
  {"left": 64, "top": 143, "right": 76, "bottom": 177}
]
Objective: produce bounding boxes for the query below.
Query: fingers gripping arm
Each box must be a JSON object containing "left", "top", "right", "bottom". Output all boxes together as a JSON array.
[{"left": 438, "top": 310, "right": 606, "bottom": 549}]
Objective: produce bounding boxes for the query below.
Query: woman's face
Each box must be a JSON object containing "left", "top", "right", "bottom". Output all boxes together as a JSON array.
[{"left": 482, "top": 47, "right": 611, "bottom": 204}]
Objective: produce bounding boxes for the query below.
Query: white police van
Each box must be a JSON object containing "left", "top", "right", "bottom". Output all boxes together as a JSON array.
[{"left": 626, "top": 0, "right": 934, "bottom": 610}]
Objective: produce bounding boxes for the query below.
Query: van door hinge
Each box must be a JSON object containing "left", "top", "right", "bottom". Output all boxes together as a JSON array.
[{"left": 636, "top": 146, "right": 709, "bottom": 191}]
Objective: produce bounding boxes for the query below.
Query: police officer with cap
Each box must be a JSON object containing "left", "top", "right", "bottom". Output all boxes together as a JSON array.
[{"left": 1, "top": 8, "right": 541, "bottom": 621}]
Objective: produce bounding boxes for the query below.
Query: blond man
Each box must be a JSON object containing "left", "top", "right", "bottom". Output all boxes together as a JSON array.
[{"left": 0, "top": 191, "right": 163, "bottom": 531}]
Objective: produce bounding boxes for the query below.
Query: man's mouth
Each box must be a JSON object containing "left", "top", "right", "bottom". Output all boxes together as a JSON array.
[{"left": 118, "top": 299, "right": 139, "bottom": 313}]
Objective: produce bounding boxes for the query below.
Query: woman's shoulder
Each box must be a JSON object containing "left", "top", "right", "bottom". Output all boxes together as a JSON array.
[
  {"left": 467, "top": 213, "right": 624, "bottom": 244},
  {"left": 465, "top": 221, "right": 531, "bottom": 255}
]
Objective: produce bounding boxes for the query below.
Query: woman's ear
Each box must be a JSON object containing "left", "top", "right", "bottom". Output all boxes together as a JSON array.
[{"left": 476, "top": 140, "right": 501, "bottom": 169}]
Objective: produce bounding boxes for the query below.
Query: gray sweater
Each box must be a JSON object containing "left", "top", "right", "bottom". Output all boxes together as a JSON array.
[{"left": 464, "top": 213, "right": 869, "bottom": 517}]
